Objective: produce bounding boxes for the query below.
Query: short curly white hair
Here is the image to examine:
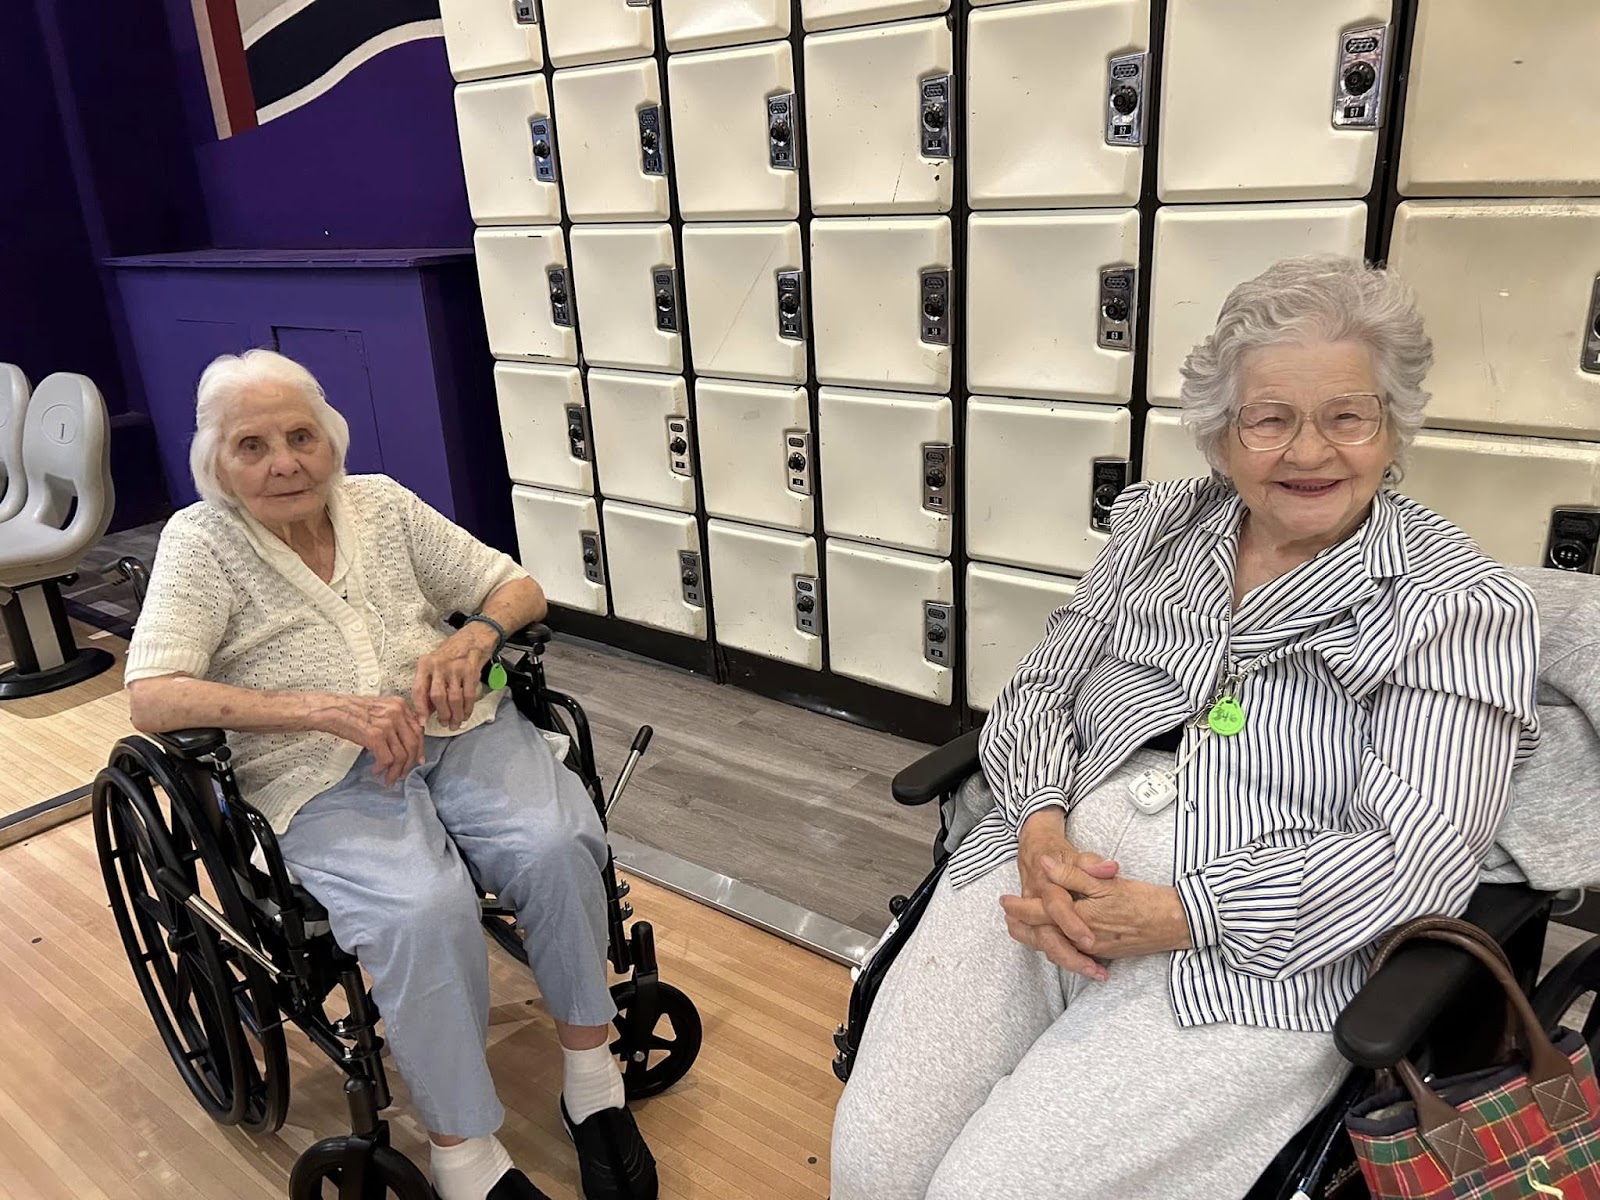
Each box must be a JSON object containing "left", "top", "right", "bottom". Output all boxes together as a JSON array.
[
  {"left": 1178, "top": 255, "right": 1433, "bottom": 480},
  {"left": 189, "top": 349, "right": 350, "bottom": 509}
]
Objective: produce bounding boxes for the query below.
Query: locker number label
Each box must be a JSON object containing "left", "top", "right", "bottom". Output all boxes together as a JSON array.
[
  {"left": 1105, "top": 53, "right": 1147, "bottom": 147},
  {"left": 638, "top": 106, "right": 666, "bottom": 176},
  {"left": 580, "top": 531, "right": 605, "bottom": 585},
  {"left": 768, "top": 93, "right": 798, "bottom": 171},
  {"left": 1090, "top": 459, "right": 1130, "bottom": 533},
  {"left": 1545, "top": 508, "right": 1600, "bottom": 573},
  {"left": 1331, "top": 25, "right": 1387, "bottom": 130},
  {"left": 922, "top": 444, "right": 952, "bottom": 514},
  {"left": 529, "top": 115, "right": 558, "bottom": 184},
  {"left": 784, "top": 431, "right": 812, "bottom": 496},
  {"left": 776, "top": 269, "right": 806, "bottom": 341},
  {"left": 1098, "top": 266, "right": 1137, "bottom": 351},
  {"left": 548, "top": 266, "right": 573, "bottom": 328},
  {"left": 920, "top": 75, "right": 953, "bottom": 160},
  {"left": 513, "top": 0, "right": 537, "bottom": 24},
  {"left": 679, "top": 551, "right": 705, "bottom": 608},
  {"left": 923, "top": 603, "right": 952, "bottom": 666},
  {"left": 1582, "top": 275, "right": 1600, "bottom": 375},
  {"left": 794, "top": 576, "right": 823, "bottom": 637},
  {"left": 666, "top": 416, "right": 694, "bottom": 477},
  {"left": 565, "top": 404, "right": 589, "bottom": 462},
  {"left": 653, "top": 268, "right": 680, "bottom": 333},
  {"left": 920, "top": 268, "right": 952, "bottom": 346}
]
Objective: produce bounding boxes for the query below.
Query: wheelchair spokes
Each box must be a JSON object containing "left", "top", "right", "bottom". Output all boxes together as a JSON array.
[
  {"left": 609, "top": 978, "right": 703, "bottom": 1100},
  {"left": 288, "top": 1138, "right": 435, "bottom": 1200}
]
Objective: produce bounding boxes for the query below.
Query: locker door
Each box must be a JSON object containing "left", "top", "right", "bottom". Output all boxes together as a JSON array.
[
  {"left": 663, "top": 0, "right": 789, "bottom": 52},
  {"left": 682, "top": 223, "right": 806, "bottom": 384},
  {"left": 819, "top": 387, "right": 953, "bottom": 556},
  {"left": 439, "top": 0, "right": 542, "bottom": 82},
  {"left": 966, "top": 397, "right": 1131, "bottom": 575},
  {"left": 587, "top": 369, "right": 697, "bottom": 513},
  {"left": 804, "top": 19, "right": 954, "bottom": 215},
  {"left": 1402, "top": 431, "right": 1600, "bottom": 569},
  {"left": 603, "top": 501, "right": 709, "bottom": 638},
  {"left": 1147, "top": 202, "right": 1368, "bottom": 406},
  {"left": 801, "top": 0, "right": 948, "bottom": 33},
  {"left": 541, "top": 0, "right": 653, "bottom": 68},
  {"left": 569, "top": 225, "right": 684, "bottom": 373},
  {"left": 707, "top": 521, "right": 823, "bottom": 668},
  {"left": 696, "top": 380, "right": 813, "bottom": 532},
  {"left": 474, "top": 227, "right": 579, "bottom": 365},
  {"left": 967, "top": 0, "right": 1149, "bottom": 210},
  {"left": 510, "top": 485, "right": 608, "bottom": 614},
  {"left": 455, "top": 75, "right": 562, "bottom": 226},
  {"left": 1159, "top": 0, "right": 1392, "bottom": 202},
  {"left": 826, "top": 540, "right": 954, "bottom": 704},
  {"left": 1399, "top": 0, "right": 1600, "bottom": 198},
  {"left": 552, "top": 60, "right": 671, "bottom": 222},
  {"left": 811, "top": 217, "right": 953, "bottom": 393},
  {"left": 965, "top": 563, "right": 1078, "bottom": 712},
  {"left": 966, "top": 209, "right": 1139, "bottom": 403},
  {"left": 1388, "top": 201, "right": 1600, "bottom": 441},
  {"left": 495, "top": 363, "right": 593, "bottom": 494},
  {"left": 668, "top": 42, "right": 799, "bottom": 220},
  {"left": 1140, "top": 408, "right": 1211, "bottom": 482}
]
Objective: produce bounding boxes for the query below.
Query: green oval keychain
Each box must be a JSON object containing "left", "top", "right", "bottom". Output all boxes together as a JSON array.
[
  {"left": 1207, "top": 695, "right": 1245, "bottom": 736},
  {"left": 487, "top": 662, "right": 508, "bottom": 691}
]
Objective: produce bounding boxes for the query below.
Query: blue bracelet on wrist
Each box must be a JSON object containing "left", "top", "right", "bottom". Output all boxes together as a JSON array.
[{"left": 463, "top": 613, "right": 508, "bottom": 658}]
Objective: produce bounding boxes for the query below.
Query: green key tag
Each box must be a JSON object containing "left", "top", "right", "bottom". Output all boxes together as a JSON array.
[
  {"left": 487, "top": 662, "right": 508, "bottom": 691},
  {"left": 1207, "top": 695, "right": 1245, "bottom": 736}
]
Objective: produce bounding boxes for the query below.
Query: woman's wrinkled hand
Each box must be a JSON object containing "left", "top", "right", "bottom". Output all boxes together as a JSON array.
[
  {"left": 311, "top": 695, "right": 426, "bottom": 788},
  {"left": 411, "top": 628, "right": 494, "bottom": 732},
  {"left": 1000, "top": 809, "right": 1121, "bottom": 982},
  {"left": 1055, "top": 867, "right": 1195, "bottom": 960}
]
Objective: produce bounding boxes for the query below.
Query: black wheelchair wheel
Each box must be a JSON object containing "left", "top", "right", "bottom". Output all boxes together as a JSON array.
[
  {"left": 289, "top": 1138, "right": 435, "bottom": 1200},
  {"left": 609, "top": 980, "right": 702, "bottom": 1099},
  {"left": 1534, "top": 934, "right": 1600, "bottom": 1057}
]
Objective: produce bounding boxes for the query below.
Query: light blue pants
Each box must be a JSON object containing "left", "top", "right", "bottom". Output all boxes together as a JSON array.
[{"left": 277, "top": 699, "right": 616, "bottom": 1137}]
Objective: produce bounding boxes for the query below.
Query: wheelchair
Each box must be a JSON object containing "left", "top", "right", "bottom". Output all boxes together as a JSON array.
[
  {"left": 92, "top": 577, "right": 702, "bottom": 1199},
  {"left": 831, "top": 729, "right": 1600, "bottom": 1199}
]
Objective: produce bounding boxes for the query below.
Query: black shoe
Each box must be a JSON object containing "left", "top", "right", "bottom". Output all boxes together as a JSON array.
[
  {"left": 487, "top": 1168, "right": 552, "bottom": 1199},
  {"left": 560, "top": 1098, "right": 659, "bottom": 1200}
]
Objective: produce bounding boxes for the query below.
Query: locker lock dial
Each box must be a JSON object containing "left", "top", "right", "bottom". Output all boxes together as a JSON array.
[
  {"left": 923, "top": 603, "right": 952, "bottom": 665},
  {"left": 678, "top": 551, "right": 705, "bottom": 608},
  {"left": 565, "top": 404, "right": 589, "bottom": 462},
  {"left": 1331, "top": 26, "right": 1387, "bottom": 130},
  {"left": 784, "top": 431, "right": 812, "bottom": 496},
  {"left": 530, "top": 115, "right": 558, "bottom": 184},
  {"left": 1090, "top": 459, "right": 1130, "bottom": 533},
  {"left": 768, "top": 93, "right": 798, "bottom": 171},
  {"left": 919, "top": 75, "right": 953, "bottom": 159},
  {"left": 1582, "top": 275, "right": 1600, "bottom": 375},
  {"left": 920, "top": 269, "right": 952, "bottom": 346},
  {"left": 1097, "top": 266, "right": 1137, "bottom": 351},
  {"left": 653, "top": 268, "right": 680, "bottom": 333},
  {"left": 547, "top": 267, "right": 573, "bottom": 328},
  {"left": 1105, "top": 53, "right": 1147, "bottom": 147},
  {"left": 923, "top": 444, "right": 952, "bottom": 513},
  {"left": 666, "top": 416, "right": 693, "bottom": 477},
  {"left": 794, "top": 576, "right": 823, "bottom": 636},
  {"left": 579, "top": 531, "right": 604, "bottom": 585},
  {"left": 776, "top": 270, "right": 806, "bottom": 341},
  {"left": 638, "top": 106, "right": 666, "bottom": 176},
  {"left": 1544, "top": 508, "right": 1600, "bottom": 574}
]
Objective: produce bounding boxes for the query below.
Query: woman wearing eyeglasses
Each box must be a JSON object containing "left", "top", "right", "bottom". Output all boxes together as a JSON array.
[{"left": 830, "top": 256, "right": 1541, "bottom": 1199}]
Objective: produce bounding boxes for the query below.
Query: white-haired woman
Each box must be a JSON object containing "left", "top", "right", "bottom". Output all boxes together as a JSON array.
[
  {"left": 830, "top": 257, "right": 1541, "bottom": 1198},
  {"left": 125, "top": 350, "right": 656, "bottom": 1200}
]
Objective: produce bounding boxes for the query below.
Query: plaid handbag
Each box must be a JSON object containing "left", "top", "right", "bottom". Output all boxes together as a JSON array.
[{"left": 1345, "top": 916, "right": 1600, "bottom": 1199}]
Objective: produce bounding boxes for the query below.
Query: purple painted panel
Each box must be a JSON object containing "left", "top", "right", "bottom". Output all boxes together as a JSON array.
[
  {"left": 272, "top": 327, "right": 385, "bottom": 476},
  {"left": 136, "top": 317, "right": 255, "bottom": 507}
]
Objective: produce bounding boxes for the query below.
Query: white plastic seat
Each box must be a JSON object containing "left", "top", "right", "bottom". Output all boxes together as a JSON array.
[{"left": 0, "top": 364, "right": 29, "bottom": 524}]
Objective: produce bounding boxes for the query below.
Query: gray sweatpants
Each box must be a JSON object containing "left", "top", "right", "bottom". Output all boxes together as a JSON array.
[
  {"left": 831, "top": 749, "right": 1349, "bottom": 1199},
  {"left": 277, "top": 698, "right": 615, "bottom": 1138}
]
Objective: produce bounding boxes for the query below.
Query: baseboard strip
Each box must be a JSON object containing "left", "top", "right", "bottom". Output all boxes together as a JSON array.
[{"left": 0, "top": 784, "right": 92, "bottom": 850}]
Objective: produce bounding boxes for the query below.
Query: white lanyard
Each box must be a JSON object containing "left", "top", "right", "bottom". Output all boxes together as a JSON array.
[{"left": 1129, "top": 649, "right": 1265, "bottom": 815}]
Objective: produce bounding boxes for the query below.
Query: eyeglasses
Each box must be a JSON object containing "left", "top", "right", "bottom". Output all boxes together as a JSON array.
[{"left": 1234, "top": 393, "right": 1385, "bottom": 452}]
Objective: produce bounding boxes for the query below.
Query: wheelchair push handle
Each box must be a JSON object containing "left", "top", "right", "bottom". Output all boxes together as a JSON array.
[{"left": 606, "top": 725, "right": 654, "bottom": 820}]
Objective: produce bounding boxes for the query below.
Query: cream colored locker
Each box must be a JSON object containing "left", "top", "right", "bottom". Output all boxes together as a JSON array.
[
  {"left": 510, "top": 485, "right": 608, "bottom": 614},
  {"left": 663, "top": 0, "right": 789, "bottom": 51},
  {"left": 587, "top": 370, "right": 697, "bottom": 513},
  {"left": 707, "top": 521, "right": 823, "bottom": 668},
  {"left": 552, "top": 60, "right": 671, "bottom": 222},
  {"left": 804, "top": 19, "right": 954, "bottom": 215},
  {"left": 1388, "top": 201, "right": 1600, "bottom": 441},
  {"left": 1141, "top": 408, "right": 1211, "bottom": 482},
  {"left": 439, "top": 0, "right": 542, "bottom": 82},
  {"left": 682, "top": 223, "right": 806, "bottom": 384},
  {"left": 1147, "top": 202, "right": 1368, "bottom": 406},
  {"left": 495, "top": 363, "right": 593, "bottom": 494},
  {"left": 1399, "top": 0, "right": 1600, "bottom": 197},
  {"left": 966, "top": 563, "right": 1078, "bottom": 712},
  {"left": 967, "top": 210, "right": 1139, "bottom": 403},
  {"left": 819, "top": 388, "right": 953, "bottom": 556},
  {"left": 1402, "top": 431, "right": 1600, "bottom": 568},
  {"left": 696, "top": 380, "right": 813, "bottom": 532},
  {"left": 811, "top": 217, "right": 953, "bottom": 393},
  {"left": 541, "top": 0, "right": 653, "bottom": 68},
  {"left": 1159, "top": 0, "right": 1391, "bottom": 202},
  {"left": 668, "top": 42, "right": 799, "bottom": 220},
  {"left": 966, "top": 397, "right": 1130, "bottom": 575},
  {"left": 826, "top": 540, "right": 954, "bottom": 703},
  {"left": 474, "top": 227, "right": 579, "bottom": 365},
  {"left": 603, "top": 501, "right": 709, "bottom": 638},
  {"left": 569, "top": 224, "right": 684, "bottom": 373},
  {"left": 455, "top": 75, "right": 562, "bottom": 226},
  {"left": 801, "top": 0, "right": 948, "bottom": 33},
  {"left": 968, "top": 0, "right": 1149, "bottom": 210}
]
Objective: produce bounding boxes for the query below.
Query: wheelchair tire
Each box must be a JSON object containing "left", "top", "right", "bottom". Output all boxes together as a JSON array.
[
  {"left": 1533, "top": 934, "right": 1600, "bottom": 1057},
  {"left": 289, "top": 1138, "right": 435, "bottom": 1200},
  {"left": 609, "top": 980, "right": 702, "bottom": 1099}
]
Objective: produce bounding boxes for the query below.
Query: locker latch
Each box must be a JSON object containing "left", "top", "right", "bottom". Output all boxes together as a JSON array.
[
  {"left": 1582, "top": 275, "right": 1600, "bottom": 375},
  {"left": 679, "top": 551, "right": 705, "bottom": 608},
  {"left": 529, "top": 115, "right": 558, "bottom": 183},
  {"left": 794, "top": 575, "right": 823, "bottom": 637},
  {"left": 1544, "top": 508, "right": 1600, "bottom": 573},
  {"left": 923, "top": 602, "right": 952, "bottom": 666},
  {"left": 548, "top": 266, "right": 573, "bottom": 328},
  {"left": 1097, "top": 266, "right": 1137, "bottom": 351},
  {"left": 653, "top": 267, "right": 680, "bottom": 333},
  {"left": 1090, "top": 459, "right": 1130, "bottom": 533},
  {"left": 920, "top": 268, "right": 952, "bottom": 346},
  {"left": 776, "top": 269, "right": 806, "bottom": 340},
  {"left": 512, "top": 0, "right": 538, "bottom": 24},
  {"left": 666, "top": 415, "right": 694, "bottom": 477},
  {"left": 919, "top": 74, "right": 953, "bottom": 159},
  {"left": 579, "top": 531, "right": 605, "bottom": 585},
  {"left": 565, "top": 404, "right": 589, "bottom": 462},
  {"left": 784, "top": 430, "right": 812, "bottom": 496},
  {"left": 1104, "top": 52, "right": 1147, "bottom": 147},
  {"left": 922, "top": 443, "right": 952, "bottom": 514},
  {"left": 639, "top": 106, "right": 666, "bottom": 176},
  {"left": 768, "top": 92, "right": 799, "bottom": 171},
  {"left": 1331, "top": 26, "right": 1387, "bottom": 130}
]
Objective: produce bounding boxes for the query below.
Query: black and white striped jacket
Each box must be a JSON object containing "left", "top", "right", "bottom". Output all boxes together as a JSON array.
[{"left": 952, "top": 477, "right": 1541, "bottom": 1033}]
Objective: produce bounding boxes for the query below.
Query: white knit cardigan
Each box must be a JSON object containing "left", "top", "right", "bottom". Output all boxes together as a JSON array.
[{"left": 124, "top": 474, "right": 529, "bottom": 832}]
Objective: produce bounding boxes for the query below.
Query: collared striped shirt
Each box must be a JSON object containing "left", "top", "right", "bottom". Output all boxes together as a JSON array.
[{"left": 951, "top": 477, "right": 1541, "bottom": 1033}]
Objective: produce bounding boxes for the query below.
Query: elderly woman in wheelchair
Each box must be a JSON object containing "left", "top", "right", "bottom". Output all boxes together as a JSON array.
[
  {"left": 829, "top": 257, "right": 1546, "bottom": 1199},
  {"left": 116, "top": 349, "right": 659, "bottom": 1200}
]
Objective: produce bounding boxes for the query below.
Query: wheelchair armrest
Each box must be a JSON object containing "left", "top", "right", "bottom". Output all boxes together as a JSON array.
[
  {"left": 891, "top": 729, "right": 981, "bottom": 806},
  {"left": 150, "top": 728, "right": 229, "bottom": 760},
  {"left": 446, "top": 612, "right": 552, "bottom": 653},
  {"left": 1333, "top": 883, "right": 1554, "bottom": 1069}
]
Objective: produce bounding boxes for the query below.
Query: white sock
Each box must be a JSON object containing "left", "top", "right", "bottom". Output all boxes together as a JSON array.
[
  {"left": 562, "top": 1043, "right": 626, "bottom": 1124},
  {"left": 430, "top": 1134, "right": 515, "bottom": 1200}
]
